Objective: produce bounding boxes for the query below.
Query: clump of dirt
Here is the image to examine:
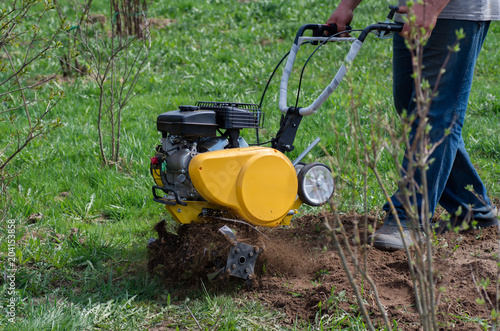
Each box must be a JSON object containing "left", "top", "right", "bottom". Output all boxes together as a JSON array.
[
  {"left": 148, "top": 220, "right": 265, "bottom": 288},
  {"left": 149, "top": 212, "right": 499, "bottom": 330}
]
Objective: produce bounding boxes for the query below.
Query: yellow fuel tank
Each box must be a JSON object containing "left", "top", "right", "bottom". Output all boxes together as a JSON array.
[{"left": 188, "top": 147, "right": 298, "bottom": 227}]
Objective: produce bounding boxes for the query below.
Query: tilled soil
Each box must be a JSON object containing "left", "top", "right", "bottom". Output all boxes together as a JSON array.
[{"left": 149, "top": 212, "right": 499, "bottom": 330}]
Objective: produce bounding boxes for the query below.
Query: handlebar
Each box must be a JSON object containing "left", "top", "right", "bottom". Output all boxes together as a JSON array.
[{"left": 279, "top": 11, "right": 403, "bottom": 116}]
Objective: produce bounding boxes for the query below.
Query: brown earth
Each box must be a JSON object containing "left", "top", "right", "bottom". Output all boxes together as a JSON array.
[{"left": 148, "top": 212, "right": 499, "bottom": 330}]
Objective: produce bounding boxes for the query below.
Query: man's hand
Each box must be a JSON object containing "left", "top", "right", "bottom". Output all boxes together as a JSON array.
[
  {"left": 326, "top": 6, "right": 354, "bottom": 34},
  {"left": 399, "top": 0, "right": 451, "bottom": 38},
  {"left": 326, "top": 0, "right": 362, "bottom": 36}
]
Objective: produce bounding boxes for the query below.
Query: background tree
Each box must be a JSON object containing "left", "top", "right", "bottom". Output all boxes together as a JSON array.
[
  {"left": 0, "top": 0, "right": 65, "bottom": 220},
  {"left": 58, "top": 0, "right": 151, "bottom": 166}
]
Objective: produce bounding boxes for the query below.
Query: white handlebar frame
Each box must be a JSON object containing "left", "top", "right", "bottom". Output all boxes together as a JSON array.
[{"left": 279, "top": 36, "right": 363, "bottom": 116}]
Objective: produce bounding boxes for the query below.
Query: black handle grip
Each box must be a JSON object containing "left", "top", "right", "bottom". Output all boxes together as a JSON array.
[
  {"left": 325, "top": 23, "right": 353, "bottom": 35},
  {"left": 358, "top": 22, "right": 404, "bottom": 42},
  {"left": 313, "top": 23, "right": 353, "bottom": 38},
  {"left": 294, "top": 23, "right": 353, "bottom": 44}
]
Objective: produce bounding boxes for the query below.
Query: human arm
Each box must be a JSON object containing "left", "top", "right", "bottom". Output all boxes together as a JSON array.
[{"left": 326, "top": 0, "right": 363, "bottom": 33}]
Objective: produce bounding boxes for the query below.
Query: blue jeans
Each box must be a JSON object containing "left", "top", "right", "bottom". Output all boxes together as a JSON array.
[{"left": 383, "top": 19, "right": 496, "bottom": 227}]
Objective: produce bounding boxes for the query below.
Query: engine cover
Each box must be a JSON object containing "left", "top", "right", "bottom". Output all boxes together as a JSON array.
[{"left": 188, "top": 147, "right": 298, "bottom": 227}]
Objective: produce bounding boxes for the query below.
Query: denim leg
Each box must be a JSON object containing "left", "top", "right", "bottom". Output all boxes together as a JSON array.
[
  {"left": 383, "top": 19, "right": 495, "bottom": 226},
  {"left": 440, "top": 136, "right": 496, "bottom": 220}
]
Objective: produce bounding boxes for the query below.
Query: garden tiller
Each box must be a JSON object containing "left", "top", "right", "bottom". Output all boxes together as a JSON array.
[{"left": 148, "top": 6, "right": 404, "bottom": 283}]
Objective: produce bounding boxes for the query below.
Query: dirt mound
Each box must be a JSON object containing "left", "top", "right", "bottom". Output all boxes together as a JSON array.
[
  {"left": 148, "top": 220, "right": 266, "bottom": 287},
  {"left": 149, "top": 212, "right": 499, "bottom": 329}
]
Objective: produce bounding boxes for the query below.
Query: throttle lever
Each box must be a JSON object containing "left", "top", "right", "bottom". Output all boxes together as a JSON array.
[
  {"left": 387, "top": 5, "right": 399, "bottom": 19},
  {"left": 375, "top": 5, "right": 401, "bottom": 39}
]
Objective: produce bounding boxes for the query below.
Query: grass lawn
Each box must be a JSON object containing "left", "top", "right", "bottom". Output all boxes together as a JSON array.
[{"left": 1, "top": 0, "right": 499, "bottom": 329}]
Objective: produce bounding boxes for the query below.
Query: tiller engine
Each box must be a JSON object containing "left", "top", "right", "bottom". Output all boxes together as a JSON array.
[{"left": 150, "top": 101, "right": 332, "bottom": 227}]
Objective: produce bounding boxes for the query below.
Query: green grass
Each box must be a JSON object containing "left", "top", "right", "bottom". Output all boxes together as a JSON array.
[{"left": 1, "top": 0, "right": 499, "bottom": 329}]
